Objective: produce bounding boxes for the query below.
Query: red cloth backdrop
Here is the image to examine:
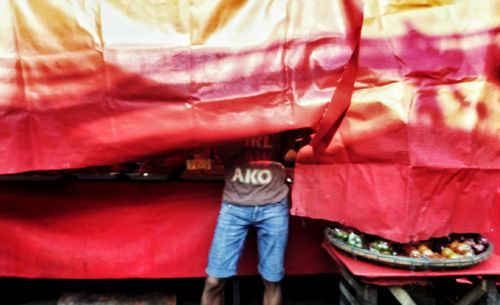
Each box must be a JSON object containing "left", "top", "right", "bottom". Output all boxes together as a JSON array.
[
  {"left": 0, "top": 0, "right": 361, "bottom": 174},
  {"left": 0, "top": 181, "right": 335, "bottom": 278},
  {"left": 291, "top": 1, "right": 500, "bottom": 243}
]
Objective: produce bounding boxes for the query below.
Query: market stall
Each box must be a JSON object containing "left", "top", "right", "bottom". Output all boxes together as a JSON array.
[{"left": 0, "top": 0, "right": 498, "bottom": 289}]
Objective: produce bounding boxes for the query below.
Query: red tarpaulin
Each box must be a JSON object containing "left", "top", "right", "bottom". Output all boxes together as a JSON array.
[
  {"left": 0, "top": 0, "right": 361, "bottom": 174},
  {"left": 0, "top": 181, "right": 335, "bottom": 278},
  {"left": 292, "top": 0, "right": 500, "bottom": 242}
]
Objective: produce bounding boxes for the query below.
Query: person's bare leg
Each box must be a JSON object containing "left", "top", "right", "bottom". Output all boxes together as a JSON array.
[
  {"left": 201, "top": 276, "right": 227, "bottom": 305},
  {"left": 262, "top": 279, "right": 282, "bottom": 305}
]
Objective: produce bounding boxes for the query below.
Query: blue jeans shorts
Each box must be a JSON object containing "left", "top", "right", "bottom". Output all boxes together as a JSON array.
[{"left": 206, "top": 197, "right": 289, "bottom": 282}]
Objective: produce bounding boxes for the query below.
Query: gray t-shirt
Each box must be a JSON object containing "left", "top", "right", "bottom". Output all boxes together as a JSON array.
[{"left": 221, "top": 135, "right": 289, "bottom": 205}]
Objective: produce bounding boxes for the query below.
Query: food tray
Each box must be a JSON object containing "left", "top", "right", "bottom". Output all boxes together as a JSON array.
[
  {"left": 0, "top": 174, "right": 65, "bottom": 181},
  {"left": 126, "top": 173, "right": 171, "bottom": 181},
  {"left": 74, "top": 173, "right": 120, "bottom": 180},
  {"left": 325, "top": 228, "right": 493, "bottom": 270}
]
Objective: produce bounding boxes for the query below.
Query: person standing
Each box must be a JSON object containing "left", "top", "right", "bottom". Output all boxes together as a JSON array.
[{"left": 201, "top": 131, "right": 307, "bottom": 305}]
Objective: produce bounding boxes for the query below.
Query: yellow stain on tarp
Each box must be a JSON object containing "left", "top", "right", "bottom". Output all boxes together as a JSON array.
[
  {"left": 190, "top": 0, "right": 247, "bottom": 44},
  {"left": 382, "top": 0, "right": 455, "bottom": 13},
  {"left": 365, "top": 0, "right": 499, "bottom": 36},
  {"left": 104, "top": 0, "right": 251, "bottom": 44},
  {"left": 107, "top": 0, "right": 190, "bottom": 33},
  {"left": 11, "top": 0, "right": 95, "bottom": 54}
]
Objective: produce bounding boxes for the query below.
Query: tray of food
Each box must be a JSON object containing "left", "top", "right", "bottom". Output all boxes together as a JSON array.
[
  {"left": 325, "top": 224, "right": 493, "bottom": 270},
  {"left": 0, "top": 170, "right": 67, "bottom": 181}
]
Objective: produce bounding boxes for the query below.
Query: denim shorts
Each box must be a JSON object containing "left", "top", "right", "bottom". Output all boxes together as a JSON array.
[{"left": 206, "top": 197, "right": 289, "bottom": 282}]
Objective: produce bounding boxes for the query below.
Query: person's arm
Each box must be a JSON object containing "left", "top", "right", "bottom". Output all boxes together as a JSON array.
[
  {"left": 281, "top": 128, "right": 313, "bottom": 167},
  {"left": 283, "top": 148, "right": 297, "bottom": 163}
]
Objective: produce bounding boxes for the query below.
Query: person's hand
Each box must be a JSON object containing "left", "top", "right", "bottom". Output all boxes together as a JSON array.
[
  {"left": 285, "top": 167, "right": 294, "bottom": 183},
  {"left": 284, "top": 149, "right": 297, "bottom": 163}
]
